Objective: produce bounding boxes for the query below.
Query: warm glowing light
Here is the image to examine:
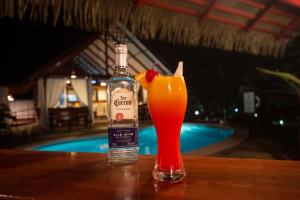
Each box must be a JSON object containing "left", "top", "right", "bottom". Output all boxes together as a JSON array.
[
  {"left": 100, "top": 82, "right": 107, "bottom": 87},
  {"left": 194, "top": 110, "right": 199, "bottom": 116},
  {"left": 70, "top": 74, "right": 77, "bottom": 79},
  {"left": 7, "top": 95, "right": 14, "bottom": 102},
  {"left": 66, "top": 80, "right": 71, "bottom": 84}
]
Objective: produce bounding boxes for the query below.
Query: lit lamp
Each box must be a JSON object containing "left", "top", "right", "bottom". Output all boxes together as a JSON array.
[
  {"left": 70, "top": 71, "right": 77, "bottom": 79},
  {"left": 100, "top": 82, "right": 107, "bottom": 87},
  {"left": 7, "top": 95, "right": 14, "bottom": 102}
]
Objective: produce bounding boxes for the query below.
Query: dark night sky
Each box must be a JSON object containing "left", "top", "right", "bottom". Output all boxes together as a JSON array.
[{"left": 0, "top": 18, "right": 87, "bottom": 85}]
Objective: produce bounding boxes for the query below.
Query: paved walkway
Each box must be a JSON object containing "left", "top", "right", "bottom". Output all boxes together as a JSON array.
[{"left": 214, "top": 124, "right": 300, "bottom": 160}]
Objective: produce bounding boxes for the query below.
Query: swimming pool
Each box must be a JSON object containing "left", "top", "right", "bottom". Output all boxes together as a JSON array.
[{"left": 31, "top": 123, "right": 233, "bottom": 155}]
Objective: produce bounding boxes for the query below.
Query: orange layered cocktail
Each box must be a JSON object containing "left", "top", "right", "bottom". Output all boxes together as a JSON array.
[{"left": 136, "top": 62, "right": 187, "bottom": 183}]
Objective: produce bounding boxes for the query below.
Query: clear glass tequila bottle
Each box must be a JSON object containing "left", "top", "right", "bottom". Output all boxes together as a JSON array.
[{"left": 107, "top": 43, "right": 139, "bottom": 164}]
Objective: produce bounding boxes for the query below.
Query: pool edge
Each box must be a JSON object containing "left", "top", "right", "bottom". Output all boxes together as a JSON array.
[{"left": 186, "top": 125, "right": 249, "bottom": 156}]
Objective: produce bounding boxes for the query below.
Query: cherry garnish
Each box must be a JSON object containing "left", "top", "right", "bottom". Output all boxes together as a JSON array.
[{"left": 146, "top": 63, "right": 159, "bottom": 82}]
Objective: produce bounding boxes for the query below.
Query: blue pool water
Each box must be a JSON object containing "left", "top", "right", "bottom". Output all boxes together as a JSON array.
[{"left": 31, "top": 123, "right": 233, "bottom": 155}]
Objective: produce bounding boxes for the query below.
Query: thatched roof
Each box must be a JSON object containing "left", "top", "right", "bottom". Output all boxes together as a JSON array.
[{"left": 1, "top": 0, "right": 300, "bottom": 57}]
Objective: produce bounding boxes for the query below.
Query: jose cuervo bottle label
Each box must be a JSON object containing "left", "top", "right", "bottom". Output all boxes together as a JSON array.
[
  {"left": 108, "top": 127, "right": 138, "bottom": 148},
  {"left": 109, "top": 88, "right": 137, "bottom": 148},
  {"left": 111, "top": 88, "right": 134, "bottom": 121}
]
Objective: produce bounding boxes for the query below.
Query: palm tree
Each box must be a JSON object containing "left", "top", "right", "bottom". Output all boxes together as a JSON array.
[
  {"left": 257, "top": 68, "right": 300, "bottom": 102},
  {"left": 257, "top": 67, "right": 300, "bottom": 157}
]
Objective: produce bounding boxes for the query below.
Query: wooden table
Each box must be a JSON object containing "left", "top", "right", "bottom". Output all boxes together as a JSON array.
[{"left": 0, "top": 150, "right": 300, "bottom": 200}]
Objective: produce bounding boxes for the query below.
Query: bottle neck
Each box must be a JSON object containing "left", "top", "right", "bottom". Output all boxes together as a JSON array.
[
  {"left": 115, "top": 50, "right": 127, "bottom": 67},
  {"left": 114, "top": 49, "right": 129, "bottom": 76}
]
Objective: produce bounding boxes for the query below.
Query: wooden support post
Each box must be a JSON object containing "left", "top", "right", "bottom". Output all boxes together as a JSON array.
[{"left": 104, "top": 25, "right": 109, "bottom": 76}]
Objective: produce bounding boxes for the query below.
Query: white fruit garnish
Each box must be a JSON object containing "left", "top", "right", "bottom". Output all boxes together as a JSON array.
[{"left": 175, "top": 61, "right": 183, "bottom": 76}]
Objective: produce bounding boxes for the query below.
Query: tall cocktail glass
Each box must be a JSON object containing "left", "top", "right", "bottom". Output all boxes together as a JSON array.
[{"left": 136, "top": 63, "right": 187, "bottom": 183}]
